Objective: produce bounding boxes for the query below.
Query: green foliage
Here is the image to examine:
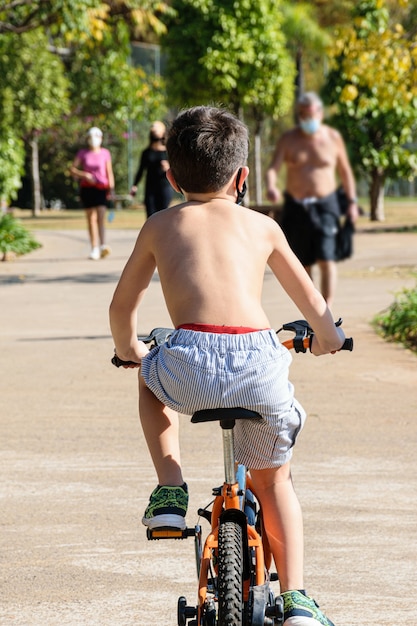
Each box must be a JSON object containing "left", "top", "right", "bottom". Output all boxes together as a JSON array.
[
  {"left": 0, "top": 0, "right": 174, "bottom": 42},
  {"left": 0, "top": 86, "right": 25, "bottom": 201},
  {"left": 0, "top": 30, "right": 70, "bottom": 136},
  {"left": 322, "top": 0, "right": 417, "bottom": 183},
  {"left": 0, "top": 30, "right": 69, "bottom": 204},
  {"left": 321, "top": 0, "right": 417, "bottom": 219},
  {"left": 300, "top": 0, "right": 355, "bottom": 28},
  {"left": 48, "top": 19, "right": 168, "bottom": 201},
  {"left": 0, "top": 2, "right": 172, "bottom": 208},
  {"left": 373, "top": 283, "right": 417, "bottom": 352},
  {"left": 282, "top": 3, "right": 331, "bottom": 54},
  {"left": 161, "top": 0, "right": 295, "bottom": 119},
  {"left": 0, "top": 213, "right": 42, "bottom": 259},
  {"left": 69, "top": 21, "right": 161, "bottom": 122},
  {"left": 0, "top": 130, "right": 25, "bottom": 202},
  {"left": 0, "top": 0, "right": 99, "bottom": 35}
]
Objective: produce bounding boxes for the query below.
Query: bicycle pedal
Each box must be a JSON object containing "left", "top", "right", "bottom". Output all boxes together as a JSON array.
[{"left": 146, "top": 527, "right": 196, "bottom": 540}]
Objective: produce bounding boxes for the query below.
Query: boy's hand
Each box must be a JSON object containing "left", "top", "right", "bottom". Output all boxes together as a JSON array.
[
  {"left": 309, "top": 327, "right": 346, "bottom": 356},
  {"left": 112, "top": 340, "right": 149, "bottom": 368}
]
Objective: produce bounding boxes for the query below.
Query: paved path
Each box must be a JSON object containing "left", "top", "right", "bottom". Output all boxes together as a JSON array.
[{"left": 1, "top": 227, "right": 417, "bottom": 625}]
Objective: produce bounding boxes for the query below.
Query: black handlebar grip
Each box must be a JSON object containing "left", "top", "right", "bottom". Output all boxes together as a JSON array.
[
  {"left": 111, "top": 355, "right": 140, "bottom": 368},
  {"left": 341, "top": 338, "right": 353, "bottom": 351}
]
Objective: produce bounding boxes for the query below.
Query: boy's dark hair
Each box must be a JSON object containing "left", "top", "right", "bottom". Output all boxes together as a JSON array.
[{"left": 166, "top": 106, "right": 249, "bottom": 193}]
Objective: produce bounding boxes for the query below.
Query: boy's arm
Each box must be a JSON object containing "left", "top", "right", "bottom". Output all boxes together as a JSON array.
[
  {"left": 109, "top": 228, "right": 156, "bottom": 364},
  {"left": 267, "top": 224, "right": 345, "bottom": 355}
]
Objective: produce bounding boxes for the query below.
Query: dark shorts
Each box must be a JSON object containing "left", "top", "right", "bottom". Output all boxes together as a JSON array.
[
  {"left": 79, "top": 186, "right": 108, "bottom": 209},
  {"left": 281, "top": 191, "right": 340, "bottom": 266}
]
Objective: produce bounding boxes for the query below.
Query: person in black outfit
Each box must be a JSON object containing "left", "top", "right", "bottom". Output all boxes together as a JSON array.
[{"left": 130, "top": 121, "right": 173, "bottom": 218}]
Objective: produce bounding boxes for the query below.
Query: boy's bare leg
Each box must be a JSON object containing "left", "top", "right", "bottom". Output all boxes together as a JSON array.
[
  {"left": 250, "top": 462, "right": 304, "bottom": 592},
  {"left": 138, "top": 374, "right": 184, "bottom": 487},
  {"left": 317, "top": 259, "right": 337, "bottom": 308}
]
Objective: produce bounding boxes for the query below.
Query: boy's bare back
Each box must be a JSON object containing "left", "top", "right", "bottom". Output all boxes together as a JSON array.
[{"left": 115, "top": 195, "right": 324, "bottom": 332}]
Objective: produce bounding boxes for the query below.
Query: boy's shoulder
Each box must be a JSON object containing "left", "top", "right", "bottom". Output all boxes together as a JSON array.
[{"left": 145, "top": 201, "right": 280, "bottom": 238}]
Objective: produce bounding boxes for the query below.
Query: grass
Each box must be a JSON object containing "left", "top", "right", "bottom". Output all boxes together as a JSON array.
[
  {"left": 10, "top": 205, "right": 147, "bottom": 231},
  {"left": 373, "top": 284, "right": 417, "bottom": 353},
  {"left": 8, "top": 197, "right": 417, "bottom": 232},
  {"left": 356, "top": 198, "right": 417, "bottom": 232}
]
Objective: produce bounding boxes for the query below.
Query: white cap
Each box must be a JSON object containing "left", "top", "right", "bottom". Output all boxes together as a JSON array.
[{"left": 87, "top": 126, "right": 103, "bottom": 137}]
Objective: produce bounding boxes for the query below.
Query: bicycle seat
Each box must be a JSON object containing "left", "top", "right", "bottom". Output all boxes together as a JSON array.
[{"left": 191, "top": 407, "right": 262, "bottom": 428}]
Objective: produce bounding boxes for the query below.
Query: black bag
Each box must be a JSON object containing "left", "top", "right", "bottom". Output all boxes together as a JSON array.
[
  {"left": 336, "top": 217, "right": 355, "bottom": 261},
  {"left": 336, "top": 185, "right": 349, "bottom": 215},
  {"left": 335, "top": 185, "right": 355, "bottom": 260}
]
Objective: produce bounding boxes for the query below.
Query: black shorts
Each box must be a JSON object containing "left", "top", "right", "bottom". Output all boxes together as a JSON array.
[
  {"left": 79, "top": 186, "right": 108, "bottom": 209},
  {"left": 281, "top": 191, "right": 340, "bottom": 266}
]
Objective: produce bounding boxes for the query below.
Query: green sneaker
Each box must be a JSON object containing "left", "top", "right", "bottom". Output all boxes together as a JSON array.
[
  {"left": 142, "top": 483, "right": 188, "bottom": 530},
  {"left": 282, "top": 590, "right": 335, "bottom": 626}
]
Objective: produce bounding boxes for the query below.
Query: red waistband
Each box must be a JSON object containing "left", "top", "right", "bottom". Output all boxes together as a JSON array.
[{"left": 176, "top": 323, "right": 268, "bottom": 334}]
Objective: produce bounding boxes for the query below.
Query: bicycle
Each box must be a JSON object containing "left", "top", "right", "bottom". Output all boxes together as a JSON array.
[{"left": 112, "top": 319, "right": 353, "bottom": 626}]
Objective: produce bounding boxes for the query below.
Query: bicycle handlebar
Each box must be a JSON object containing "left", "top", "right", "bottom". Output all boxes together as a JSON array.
[
  {"left": 111, "top": 327, "right": 173, "bottom": 368},
  {"left": 111, "top": 319, "right": 353, "bottom": 367},
  {"left": 281, "top": 335, "right": 353, "bottom": 353},
  {"left": 277, "top": 318, "right": 353, "bottom": 353}
]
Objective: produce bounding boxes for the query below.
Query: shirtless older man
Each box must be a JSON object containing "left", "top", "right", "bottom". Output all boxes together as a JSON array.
[{"left": 266, "top": 92, "right": 358, "bottom": 308}]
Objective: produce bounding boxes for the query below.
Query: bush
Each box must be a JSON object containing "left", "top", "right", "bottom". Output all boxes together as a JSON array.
[
  {"left": 373, "top": 284, "right": 417, "bottom": 352},
  {"left": 0, "top": 213, "right": 42, "bottom": 260}
]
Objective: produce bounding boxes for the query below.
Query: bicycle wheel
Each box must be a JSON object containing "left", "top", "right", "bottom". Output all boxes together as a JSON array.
[{"left": 217, "top": 520, "right": 244, "bottom": 626}]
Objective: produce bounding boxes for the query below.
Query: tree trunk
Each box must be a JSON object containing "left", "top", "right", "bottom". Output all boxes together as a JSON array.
[
  {"left": 293, "top": 48, "right": 304, "bottom": 123},
  {"left": 30, "top": 136, "right": 42, "bottom": 217},
  {"left": 369, "top": 170, "right": 385, "bottom": 221},
  {"left": 295, "top": 48, "right": 304, "bottom": 101},
  {"left": 254, "top": 128, "right": 263, "bottom": 205}
]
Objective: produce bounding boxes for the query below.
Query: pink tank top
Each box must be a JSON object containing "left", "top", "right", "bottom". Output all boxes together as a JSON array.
[{"left": 76, "top": 148, "right": 111, "bottom": 189}]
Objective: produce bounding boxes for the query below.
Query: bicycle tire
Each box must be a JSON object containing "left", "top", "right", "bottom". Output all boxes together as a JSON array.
[{"left": 217, "top": 520, "right": 244, "bottom": 626}]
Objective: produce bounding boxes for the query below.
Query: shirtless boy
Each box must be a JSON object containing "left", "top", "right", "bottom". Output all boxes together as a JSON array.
[
  {"left": 110, "top": 105, "right": 346, "bottom": 626},
  {"left": 266, "top": 92, "right": 359, "bottom": 308}
]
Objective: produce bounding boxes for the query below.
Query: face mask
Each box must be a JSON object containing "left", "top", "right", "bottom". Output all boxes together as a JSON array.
[
  {"left": 235, "top": 168, "right": 247, "bottom": 205},
  {"left": 150, "top": 132, "right": 165, "bottom": 143},
  {"left": 89, "top": 136, "right": 102, "bottom": 149},
  {"left": 299, "top": 118, "right": 320, "bottom": 135}
]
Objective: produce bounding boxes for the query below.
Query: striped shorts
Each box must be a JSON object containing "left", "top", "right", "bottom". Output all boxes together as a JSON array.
[{"left": 140, "top": 328, "right": 306, "bottom": 469}]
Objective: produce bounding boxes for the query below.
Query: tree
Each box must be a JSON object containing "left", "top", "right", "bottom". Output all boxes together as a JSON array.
[
  {"left": 301, "top": 0, "right": 354, "bottom": 28},
  {"left": 0, "top": 0, "right": 99, "bottom": 34},
  {"left": 0, "top": 86, "right": 25, "bottom": 204},
  {"left": 161, "top": 0, "right": 295, "bottom": 203},
  {"left": 0, "top": 30, "right": 70, "bottom": 214},
  {"left": 322, "top": 0, "right": 417, "bottom": 220},
  {"left": 0, "top": 1, "right": 172, "bottom": 211},
  {"left": 53, "top": 20, "right": 168, "bottom": 204},
  {"left": 281, "top": 3, "right": 331, "bottom": 102}
]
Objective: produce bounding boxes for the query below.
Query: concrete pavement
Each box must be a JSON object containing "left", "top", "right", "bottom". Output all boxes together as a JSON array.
[{"left": 1, "top": 225, "right": 416, "bottom": 625}]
